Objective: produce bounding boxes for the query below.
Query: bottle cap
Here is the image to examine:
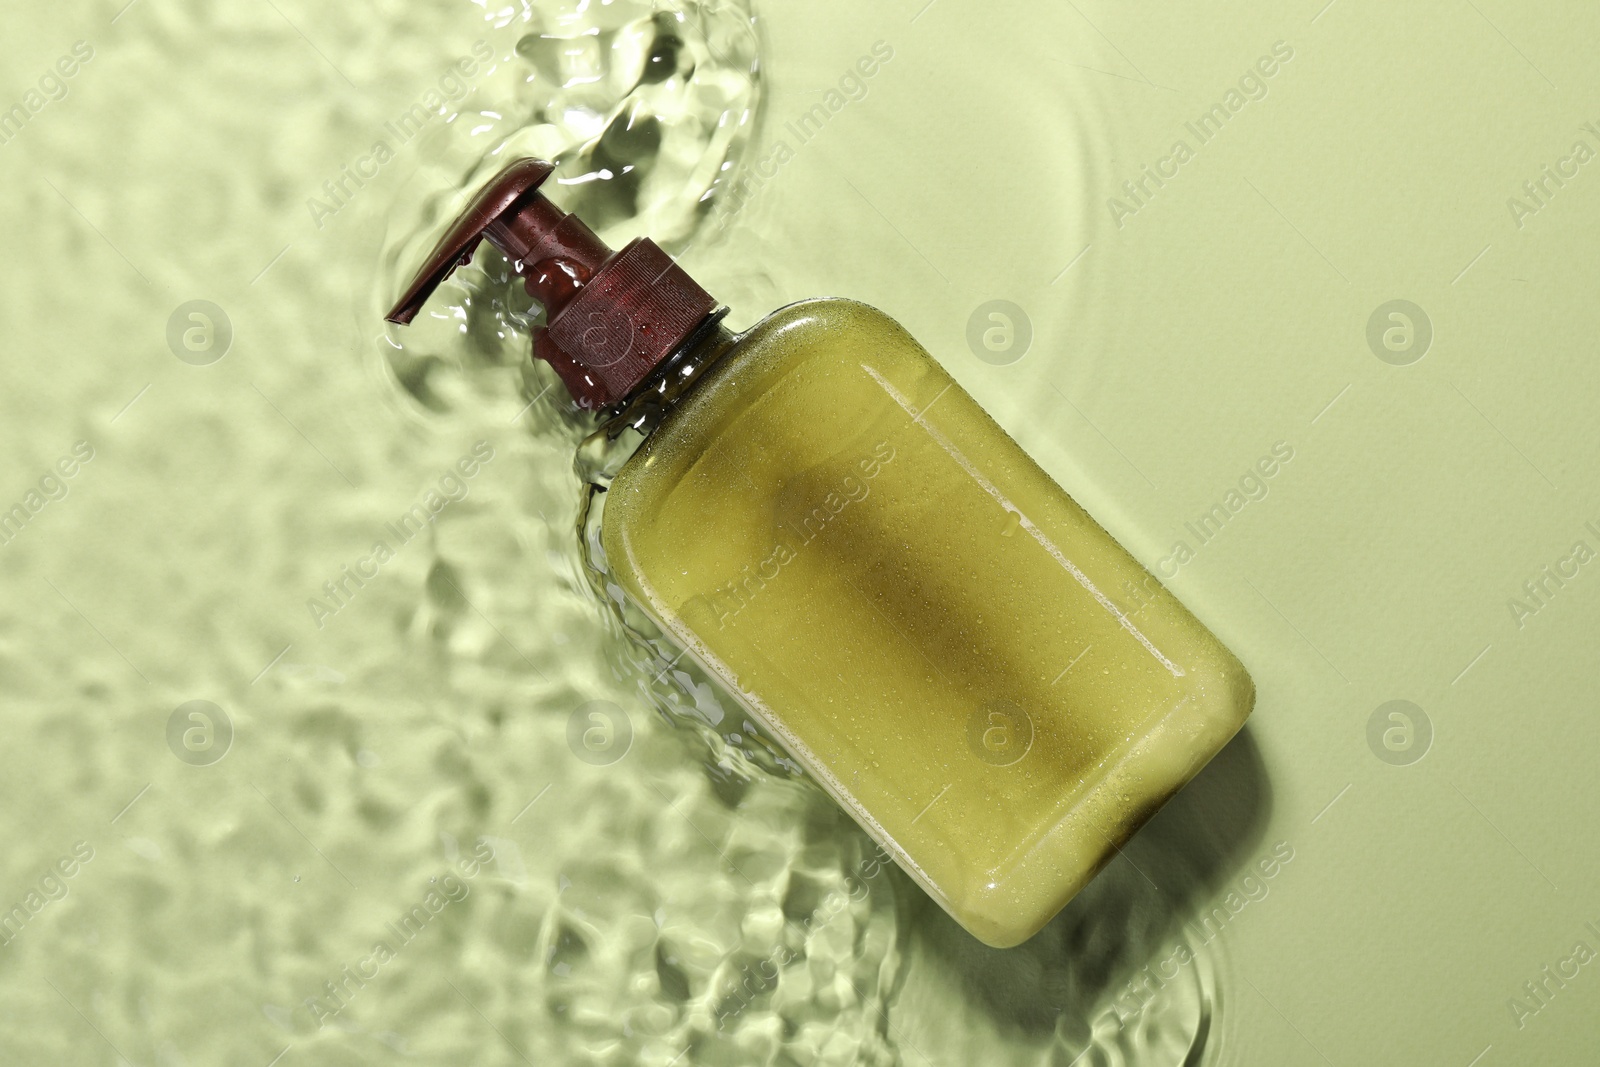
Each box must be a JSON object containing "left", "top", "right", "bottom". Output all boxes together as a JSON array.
[{"left": 386, "top": 158, "right": 718, "bottom": 409}]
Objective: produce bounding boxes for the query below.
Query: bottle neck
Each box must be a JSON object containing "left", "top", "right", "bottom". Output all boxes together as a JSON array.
[{"left": 604, "top": 309, "right": 738, "bottom": 437}]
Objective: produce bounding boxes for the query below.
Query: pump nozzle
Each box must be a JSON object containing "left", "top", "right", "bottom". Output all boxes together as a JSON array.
[{"left": 386, "top": 158, "right": 718, "bottom": 410}]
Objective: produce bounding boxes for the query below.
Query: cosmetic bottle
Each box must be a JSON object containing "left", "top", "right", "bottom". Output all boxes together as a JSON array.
[{"left": 388, "top": 158, "right": 1254, "bottom": 947}]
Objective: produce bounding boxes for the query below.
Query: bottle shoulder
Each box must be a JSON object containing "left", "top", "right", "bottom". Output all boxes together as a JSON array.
[
  {"left": 743, "top": 296, "right": 908, "bottom": 342},
  {"left": 612, "top": 298, "right": 934, "bottom": 477},
  {"left": 713, "top": 296, "right": 927, "bottom": 389}
]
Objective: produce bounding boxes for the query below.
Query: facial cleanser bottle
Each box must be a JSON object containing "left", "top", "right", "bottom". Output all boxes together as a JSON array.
[{"left": 388, "top": 159, "right": 1254, "bottom": 947}]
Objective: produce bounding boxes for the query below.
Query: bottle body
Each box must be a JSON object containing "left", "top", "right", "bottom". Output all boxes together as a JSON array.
[{"left": 601, "top": 298, "right": 1253, "bottom": 947}]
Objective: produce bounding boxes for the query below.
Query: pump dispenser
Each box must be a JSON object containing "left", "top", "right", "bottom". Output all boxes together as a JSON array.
[
  {"left": 388, "top": 158, "right": 721, "bottom": 409},
  {"left": 389, "top": 158, "right": 1255, "bottom": 948}
]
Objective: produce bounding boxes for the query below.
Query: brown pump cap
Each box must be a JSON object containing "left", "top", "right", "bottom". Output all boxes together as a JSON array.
[{"left": 386, "top": 158, "right": 718, "bottom": 409}]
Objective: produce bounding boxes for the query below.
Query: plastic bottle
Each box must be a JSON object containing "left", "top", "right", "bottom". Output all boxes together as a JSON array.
[{"left": 388, "top": 158, "right": 1254, "bottom": 947}]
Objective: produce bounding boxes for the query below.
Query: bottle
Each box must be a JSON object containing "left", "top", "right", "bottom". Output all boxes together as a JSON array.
[{"left": 388, "top": 159, "right": 1254, "bottom": 948}]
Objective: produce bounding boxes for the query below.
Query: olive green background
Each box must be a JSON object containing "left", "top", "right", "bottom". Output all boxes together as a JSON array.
[{"left": 3, "top": 0, "right": 1597, "bottom": 1063}]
